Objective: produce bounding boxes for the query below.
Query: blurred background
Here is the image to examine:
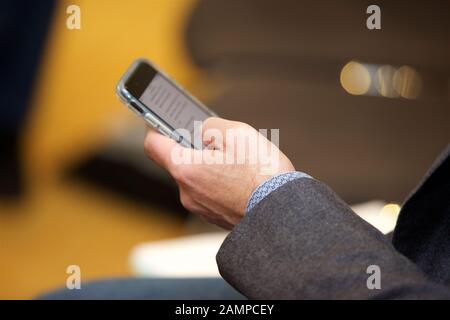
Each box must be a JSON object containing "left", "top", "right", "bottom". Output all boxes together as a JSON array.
[{"left": 0, "top": 0, "right": 448, "bottom": 299}]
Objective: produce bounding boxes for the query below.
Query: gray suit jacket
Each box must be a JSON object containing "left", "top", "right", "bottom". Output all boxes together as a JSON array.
[{"left": 217, "top": 146, "right": 450, "bottom": 299}]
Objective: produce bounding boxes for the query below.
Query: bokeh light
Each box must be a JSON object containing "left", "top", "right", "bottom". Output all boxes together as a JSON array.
[
  {"left": 393, "top": 66, "right": 422, "bottom": 99},
  {"left": 340, "top": 61, "right": 371, "bottom": 95},
  {"left": 375, "top": 65, "right": 399, "bottom": 98}
]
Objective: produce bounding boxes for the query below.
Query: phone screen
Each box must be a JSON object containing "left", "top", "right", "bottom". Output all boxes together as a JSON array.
[
  {"left": 139, "top": 73, "right": 210, "bottom": 134},
  {"left": 124, "top": 62, "right": 211, "bottom": 146}
]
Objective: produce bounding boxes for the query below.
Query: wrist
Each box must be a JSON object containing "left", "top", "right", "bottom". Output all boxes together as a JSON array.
[{"left": 246, "top": 171, "right": 312, "bottom": 212}]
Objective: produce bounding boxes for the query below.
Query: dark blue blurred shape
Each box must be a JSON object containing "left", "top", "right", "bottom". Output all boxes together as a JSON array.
[{"left": 0, "top": 0, "right": 55, "bottom": 196}]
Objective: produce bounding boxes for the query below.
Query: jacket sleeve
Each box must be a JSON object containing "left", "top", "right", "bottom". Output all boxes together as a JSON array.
[{"left": 216, "top": 178, "right": 450, "bottom": 299}]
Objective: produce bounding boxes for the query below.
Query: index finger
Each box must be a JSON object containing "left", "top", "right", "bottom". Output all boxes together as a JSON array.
[{"left": 144, "top": 128, "right": 178, "bottom": 171}]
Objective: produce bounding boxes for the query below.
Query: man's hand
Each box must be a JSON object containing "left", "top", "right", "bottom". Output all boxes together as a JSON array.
[{"left": 144, "top": 117, "right": 295, "bottom": 229}]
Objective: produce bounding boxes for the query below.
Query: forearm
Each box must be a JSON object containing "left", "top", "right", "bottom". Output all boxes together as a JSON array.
[{"left": 217, "top": 178, "right": 450, "bottom": 299}]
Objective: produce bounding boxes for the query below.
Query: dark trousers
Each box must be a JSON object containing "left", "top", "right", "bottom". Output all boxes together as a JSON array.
[{"left": 39, "top": 278, "right": 245, "bottom": 300}]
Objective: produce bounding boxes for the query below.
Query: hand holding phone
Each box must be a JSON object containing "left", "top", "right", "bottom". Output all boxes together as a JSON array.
[{"left": 117, "top": 59, "right": 216, "bottom": 149}]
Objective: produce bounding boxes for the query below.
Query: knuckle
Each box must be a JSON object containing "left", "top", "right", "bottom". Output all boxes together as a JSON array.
[
  {"left": 175, "top": 165, "right": 195, "bottom": 185},
  {"left": 179, "top": 192, "right": 193, "bottom": 211},
  {"left": 234, "top": 121, "right": 251, "bottom": 130},
  {"left": 202, "top": 117, "right": 217, "bottom": 130},
  {"left": 170, "top": 164, "right": 183, "bottom": 181}
]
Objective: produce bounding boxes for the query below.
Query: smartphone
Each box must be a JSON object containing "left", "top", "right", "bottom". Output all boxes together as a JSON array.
[{"left": 116, "top": 59, "right": 216, "bottom": 149}]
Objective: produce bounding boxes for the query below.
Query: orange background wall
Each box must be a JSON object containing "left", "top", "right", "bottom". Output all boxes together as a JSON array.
[{"left": 0, "top": 0, "right": 200, "bottom": 299}]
